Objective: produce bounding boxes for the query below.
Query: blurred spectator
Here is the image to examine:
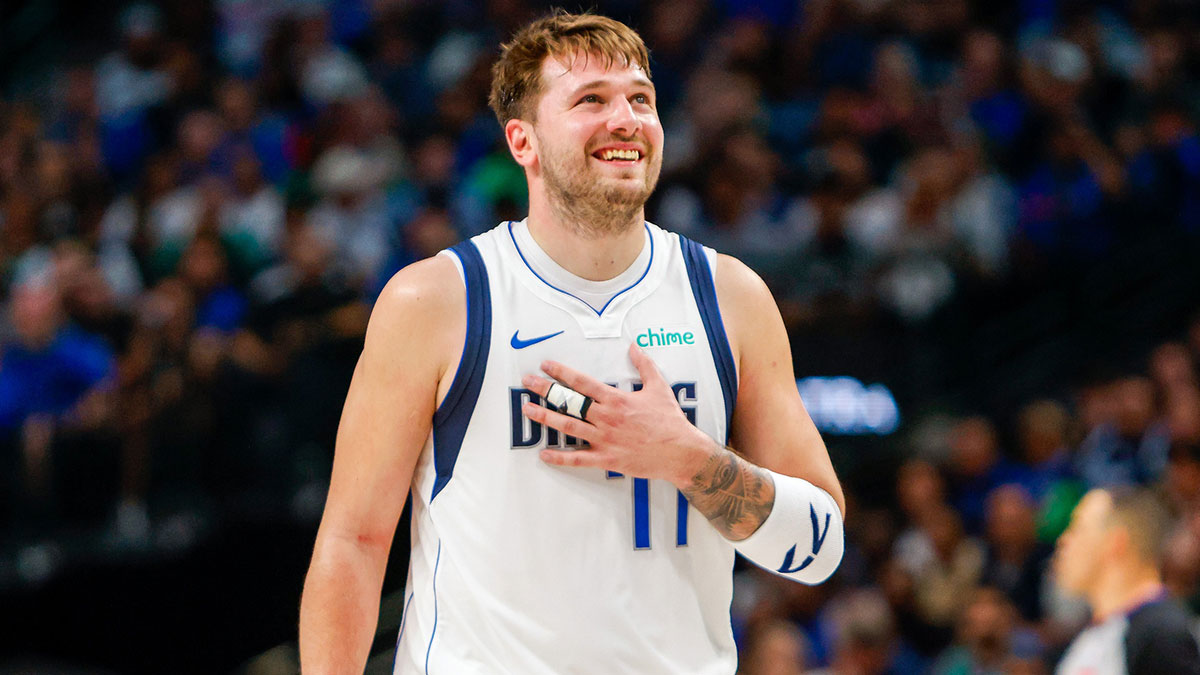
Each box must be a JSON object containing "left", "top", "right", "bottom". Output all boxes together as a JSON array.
[
  {"left": 0, "top": 279, "right": 117, "bottom": 534},
  {"left": 946, "top": 416, "right": 1029, "bottom": 533},
  {"left": 220, "top": 149, "right": 286, "bottom": 274},
  {"left": 1150, "top": 342, "right": 1198, "bottom": 395},
  {"left": 981, "top": 484, "right": 1053, "bottom": 621},
  {"left": 931, "top": 587, "right": 1044, "bottom": 675},
  {"left": 1165, "top": 442, "right": 1200, "bottom": 517},
  {"left": 306, "top": 145, "right": 391, "bottom": 290},
  {"left": 1162, "top": 519, "right": 1200, "bottom": 613},
  {"left": 895, "top": 503, "right": 986, "bottom": 630},
  {"left": 214, "top": 77, "right": 292, "bottom": 184},
  {"left": 93, "top": 3, "right": 175, "bottom": 181},
  {"left": 1076, "top": 376, "right": 1171, "bottom": 488},
  {"left": 874, "top": 147, "right": 963, "bottom": 323},
  {"left": 738, "top": 617, "right": 810, "bottom": 675},
  {"left": 1016, "top": 400, "right": 1075, "bottom": 501},
  {"left": 896, "top": 458, "right": 946, "bottom": 526},
  {"left": 806, "top": 588, "right": 924, "bottom": 675}
]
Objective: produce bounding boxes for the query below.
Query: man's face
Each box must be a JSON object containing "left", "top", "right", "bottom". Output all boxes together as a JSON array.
[
  {"left": 529, "top": 52, "right": 664, "bottom": 222},
  {"left": 1053, "top": 490, "right": 1113, "bottom": 595}
]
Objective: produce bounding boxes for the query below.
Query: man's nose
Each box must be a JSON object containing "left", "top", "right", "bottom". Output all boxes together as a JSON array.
[{"left": 606, "top": 98, "right": 640, "bottom": 136}]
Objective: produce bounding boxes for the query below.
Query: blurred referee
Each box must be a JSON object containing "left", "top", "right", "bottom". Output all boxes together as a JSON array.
[{"left": 1053, "top": 488, "right": 1200, "bottom": 674}]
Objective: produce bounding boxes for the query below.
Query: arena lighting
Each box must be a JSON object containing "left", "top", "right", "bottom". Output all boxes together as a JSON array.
[{"left": 796, "top": 377, "right": 901, "bottom": 435}]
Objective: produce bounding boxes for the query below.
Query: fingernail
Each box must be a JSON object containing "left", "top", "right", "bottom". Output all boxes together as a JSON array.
[{"left": 521, "top": 375, "right": 535, "bottom": 387}]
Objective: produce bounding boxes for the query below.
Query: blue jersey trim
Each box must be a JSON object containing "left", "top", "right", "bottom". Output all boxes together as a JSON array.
[
  {"left": 424, "top": 539, "right": 442, "bottom": 674},
  {"left": 633, "top": 477, "right": 651, "bottom": 549},
  {"left": 431, "top": 241, "right": 492, "bottom": 502},
  {"left": 680, "top": 236, "right": 737, "bottom": 442},
  {"left": 676, "top": 491, "right": 689, "bottom": 547},
  {"left": 391, "top": 590, "right": 415, "bottom": 672},
  {"left": 507, "top": 221, "right": 654, "bottom": 317}
]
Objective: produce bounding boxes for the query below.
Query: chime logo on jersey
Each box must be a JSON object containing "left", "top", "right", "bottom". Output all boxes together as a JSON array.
[
  {"left": 510, "top": 381, "right": 698, "bottom": 448},
  {"left": 635, "top": 327, "right": 696, "bottom": 348}
]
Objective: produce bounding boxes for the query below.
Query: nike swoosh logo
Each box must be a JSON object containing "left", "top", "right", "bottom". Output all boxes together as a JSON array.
[{"left": 510, "top": 330, "right": 564, "bottom": 349}]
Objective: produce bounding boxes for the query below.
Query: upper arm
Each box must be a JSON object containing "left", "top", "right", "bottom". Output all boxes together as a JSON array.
[
  {"left": 316, "top": 254, "right": 465, "bottom": 552},
  {"left": 714, "top": 254, "right": 845, "bottom": 515}
]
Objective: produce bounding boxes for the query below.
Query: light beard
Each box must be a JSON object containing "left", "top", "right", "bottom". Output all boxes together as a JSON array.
[
  {"left": 538, "top": 138, "right": 660, "bottom": 239},
  {"left": 545, "top": 177, "right": 648, "bottom": 239}
]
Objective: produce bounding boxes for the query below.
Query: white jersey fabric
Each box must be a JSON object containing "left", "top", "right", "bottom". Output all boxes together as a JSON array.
[
  {"left": 393, "top": 220, "right": 740, "bottom": 674},
  {"left": 1056, "top": 613, "right": 1127, "bottom": 675}
]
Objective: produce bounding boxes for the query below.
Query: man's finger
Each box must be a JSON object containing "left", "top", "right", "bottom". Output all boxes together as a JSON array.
[
  {"left": 522, "top": 401, "right": 599, "bottom": 443},
  {"left": 539, "top": 448, "right": 612, "bottom": 469},
  {"left": 628, "top": 343, "right": 666, "bottom": 389},
  {"left": 538, "top": 360, "right": 617, "bottom": 402},
  {"left": 521, "top": 374, "right": 555, "bottom": 398}
]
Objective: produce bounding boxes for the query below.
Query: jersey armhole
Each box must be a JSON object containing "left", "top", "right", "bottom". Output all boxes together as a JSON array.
[
  {"left": 430, "top": 242, "right": 492, "bottom": 501},
  {"left": 679, "top": 235, "right": 738, "bottom": 443}
]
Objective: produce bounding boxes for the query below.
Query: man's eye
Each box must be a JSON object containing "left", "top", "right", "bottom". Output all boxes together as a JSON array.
[
  {"left": 633, "top": 94, "right": 651, "bottom": 105},
  {"left": 579, "top": 94, "right": 601, "bottom": 104}
]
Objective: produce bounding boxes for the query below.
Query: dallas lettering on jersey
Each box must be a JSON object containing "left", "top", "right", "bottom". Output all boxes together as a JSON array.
[{"left": 510, "top": 381, "right": 698, "bottom": 449}]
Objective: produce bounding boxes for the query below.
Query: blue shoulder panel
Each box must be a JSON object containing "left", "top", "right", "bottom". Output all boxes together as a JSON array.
[
  {"left": 680, "top": 236, "right": 737, "bottom": 442},
  {"left": 431, "top": 241, "right": 492, "bottom": 501}
]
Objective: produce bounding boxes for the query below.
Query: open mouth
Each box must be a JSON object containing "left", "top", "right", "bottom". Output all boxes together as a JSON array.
[{"left": 591, "top": 147, "right": 643, "bottom": 163}]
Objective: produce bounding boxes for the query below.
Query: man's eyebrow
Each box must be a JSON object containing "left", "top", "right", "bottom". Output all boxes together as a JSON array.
[{"left": 569, "top": 77, "right": 656, "bottom": 96}]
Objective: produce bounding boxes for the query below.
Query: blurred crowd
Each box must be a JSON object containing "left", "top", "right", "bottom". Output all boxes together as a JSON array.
[
  {"left": 1, "top": 0, "right": 1199, "bottom": 671},
  {"left": 734, "top": 322, "right": 1200, "bottom": 674}
]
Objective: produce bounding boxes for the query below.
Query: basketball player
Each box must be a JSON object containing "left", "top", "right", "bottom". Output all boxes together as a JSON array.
[
  {"left": 1053, "top": 489, "right": 1200, "bottom": 674},
  {"left": 299, "top": 11, "right": 846, "bottom": 673}
]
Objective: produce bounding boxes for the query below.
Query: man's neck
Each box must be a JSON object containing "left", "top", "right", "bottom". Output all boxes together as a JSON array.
[
  {"left": 526, "top": 200, "right": 647, "bottom": 282},
  {"left": 1089, "top": 567, "right": 1165, "bottom": 623}
]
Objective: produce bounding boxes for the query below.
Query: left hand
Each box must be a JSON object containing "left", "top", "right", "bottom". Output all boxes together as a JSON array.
[{"left": 521, "top": 343, "right": 715, "bottom": 488}]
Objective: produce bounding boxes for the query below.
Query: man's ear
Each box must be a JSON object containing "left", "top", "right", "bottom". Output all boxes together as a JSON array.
[
  {"left": 505, "top": 119, "right": 538, "bottom": 170},
  {"left": 1107, "top": 524, "right": 1132, "bottom": 559}
]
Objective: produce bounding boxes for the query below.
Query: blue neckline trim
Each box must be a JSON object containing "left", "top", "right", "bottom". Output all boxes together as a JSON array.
[{"left": 506, "top": 220, "right": 654, "bottom": 317}]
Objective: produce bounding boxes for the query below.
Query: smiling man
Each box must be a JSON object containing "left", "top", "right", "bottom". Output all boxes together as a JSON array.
[{"left": 299, "top": 11, "right": 845, "bottom": 674}]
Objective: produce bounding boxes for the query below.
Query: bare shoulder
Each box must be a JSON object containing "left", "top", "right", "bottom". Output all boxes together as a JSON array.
[
  {"left": 713, "top": 254, "right": 773, "bottom": 306},
  {"left": 372, "top": 254, "right": 463, "bottom": 326},
  {"left": 712, "top": 254, "right": 783, "bottom": 370},
  {"left": 365, "top": 254, "right": 466, "bottom": 386}
]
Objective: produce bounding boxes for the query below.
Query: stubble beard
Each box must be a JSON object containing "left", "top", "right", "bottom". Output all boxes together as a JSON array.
[{"left": 539, "top": 138, "right": 660, "bottom": 239}]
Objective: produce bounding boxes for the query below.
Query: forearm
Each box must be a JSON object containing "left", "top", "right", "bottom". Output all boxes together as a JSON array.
[
  {"left": 299, "top": 535, "right": 390, "bottom": 673},
  {"left": 678, "top": 442, "right": 776, "bottom": 541},
  {"left": 677, "top": 440, "right": 844, "bottom": 584}
]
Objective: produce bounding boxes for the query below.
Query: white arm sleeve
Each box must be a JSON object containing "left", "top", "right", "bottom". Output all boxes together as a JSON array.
[{"left": 732, "top": 470, "right": 844, "bottom": 585}]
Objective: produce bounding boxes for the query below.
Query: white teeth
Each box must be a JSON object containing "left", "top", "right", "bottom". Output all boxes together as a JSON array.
[{"left": 600, "top": 148, "right": 640, "bottom": 161}]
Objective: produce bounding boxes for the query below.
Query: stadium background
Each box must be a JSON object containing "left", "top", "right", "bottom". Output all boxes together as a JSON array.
[{"left": 1, "top": 0, "right": 1199, "bottom": 672}]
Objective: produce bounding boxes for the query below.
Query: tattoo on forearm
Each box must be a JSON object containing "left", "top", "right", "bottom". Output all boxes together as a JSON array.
[{"left": 683, "top": 447, "right": 776, "bottom": 541}]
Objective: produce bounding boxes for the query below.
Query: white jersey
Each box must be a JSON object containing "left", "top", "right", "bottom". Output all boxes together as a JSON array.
[{"left": 393, "top": 220, "right": 740, "bottom": 674}]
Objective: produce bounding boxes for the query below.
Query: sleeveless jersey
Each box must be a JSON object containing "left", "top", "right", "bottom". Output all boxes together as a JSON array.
[{"left": 393, "top": 220, "right": 739, "bottom": 674}]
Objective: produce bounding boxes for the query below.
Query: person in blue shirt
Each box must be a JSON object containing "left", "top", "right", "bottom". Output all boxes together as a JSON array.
[{"left": 0, "top": 281, "right": 116, "bottom": 533}]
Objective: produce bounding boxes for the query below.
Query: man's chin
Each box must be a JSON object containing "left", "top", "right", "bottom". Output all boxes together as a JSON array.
[
  {"left": 600, "top": 188, "right": 652, "bottom": 210},
  {"left": 596, "top": 177, "right": 655, "bottom": 203}
]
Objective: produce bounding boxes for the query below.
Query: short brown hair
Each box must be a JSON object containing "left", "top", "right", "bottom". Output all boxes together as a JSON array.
[
  {"left": 488, "top": 10, "right": 651, "bottom": 125},
  {"left": 1106, "top": 488, "right": 1170, "bottom": 566}
]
